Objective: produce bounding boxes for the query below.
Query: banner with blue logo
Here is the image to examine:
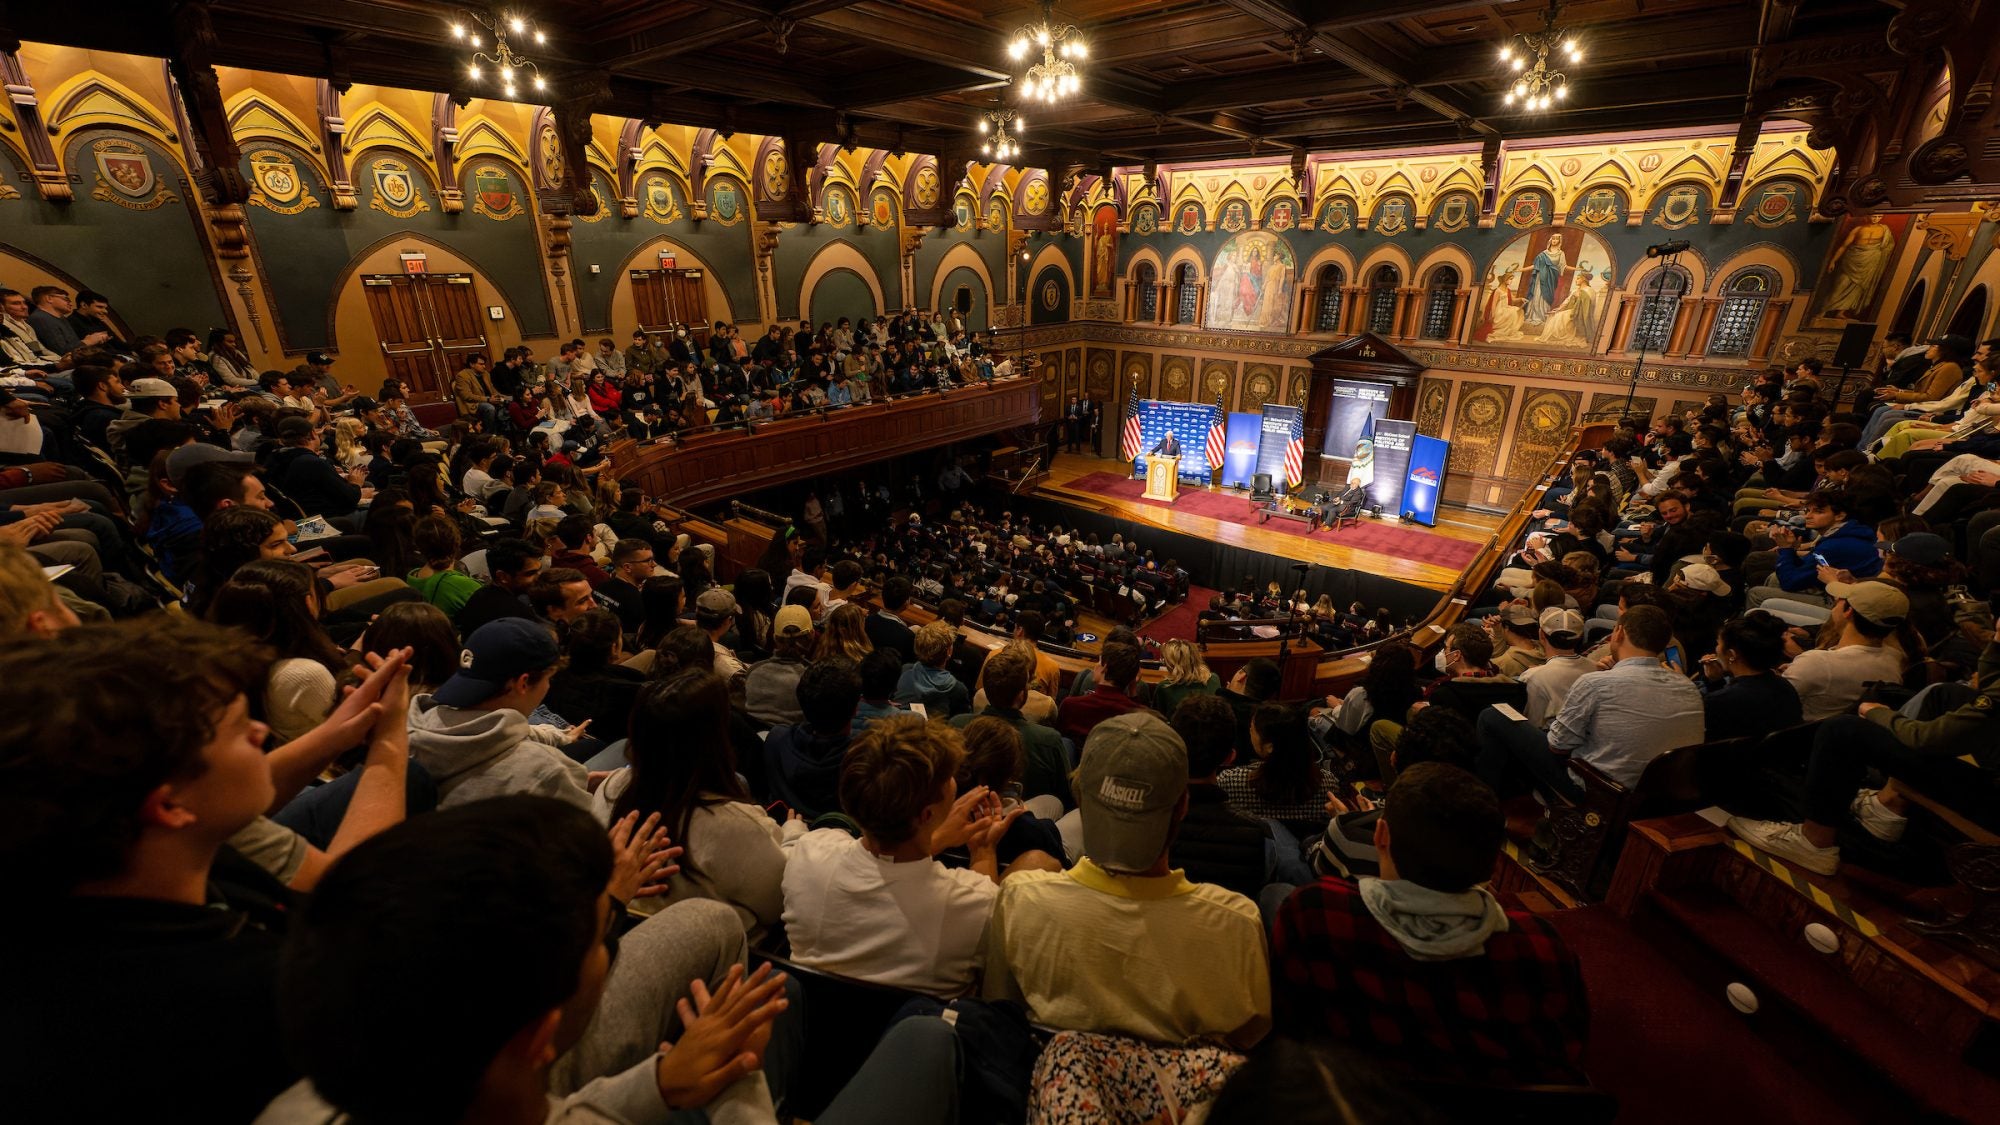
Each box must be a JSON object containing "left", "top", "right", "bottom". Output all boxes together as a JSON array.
[
  {"left": 1401, "top": 434, "right": 1450, "bottom": 526},
  {"left": 1129, "top": 400, "right": 1217, "bottom": 481},
  {"left": 1255, "top": 404, "right": 1301, "bottom": 489},
  {"left": 1220, "top": 412, "right": 1263, "bottom": 489}
]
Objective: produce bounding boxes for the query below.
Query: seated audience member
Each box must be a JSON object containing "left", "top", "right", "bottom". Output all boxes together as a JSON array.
[
  {"left": 407, "top": 617, "right": 593, "bottom": 810},
  {"left": 948, "top": 715, "right": 1067, "bottom": 867},
  {"left": 544, "top": 608, "right": 647, "bottom": 739},
  {"left": 1517, "top": 608, "right": 1592, "bottom": 729},
  {"left": 404, "top": 512, "right": 482, "bottom": 620},
  {"left": 1169, "top": 693, "right": 1272, "bottom": 899},
  {"left": 782, "top": 716, "right": 1030, "bottom": 996},
  {"left": 207, "top": 558, "right": 348, "bottom": 745},
  {"left": 597, "top": 668, "right": 805, "bottom": 934},
  {"left": 264, "top": 797, "right": 809, "bottom": 1124},
  {"left": 0, "top": 616, "right": 409, "bottom": 1125},
  {"left": 1696, "top": 612, "right": 1803, "bottom": 741},
  {"left": 1055, "top": 639, "right": 1150, "bottom": 744},
  {"left": 1311, "top": 642, "right": 1422, "bottom": 770},
  {"left": 1475, "top": 605, "right": 1704, "bottom": 800},
  {"left": 1218, "top": 656, "right": 1282, "bottom": 757},
  {"left": 267, "top": 416, "right": 366, "bottom": 521},
  {"left": 937, "top": 597, "right": 990, "bottom": 689},
  {"left": 454, "top": 536, "right": 544, "bottom": 634},
  {"left": 895, "top": 620, "right": 973, "bottom": 717},
  {"left": 1152, "top": 638, "right": 1221, "bottom": 717},
  {"left": 763, "top": 656, "right": 863, "bottom": 821},
  {"left": 743, "top": 604, "right": 815, "bottom": 727},
  {"left": 695, "top": 586, "right": 748, "bottom": 686},
  {"left": 1416, "top": 623, "right": 1523, "bottom": 721},
  {"left": 1748, "top": 488, "right": 1881, "bottom": 610},
  {"left": 548, "top": 514, "right": 612, "bottom": 587},
  {"left": 1730, "top": 636, "right": 2000, "bottom": 874},
  {"left": 951, "top": 646, "right": 1072, "bottom": 809},
  {"left": 984, "top": 712, "right": 1271, "bottom": 1049},
  {"left": 1490, "top": 605, "right": 1548, "bottom": 678},
  {"left": 854, "top": 647, "right": 914, "bottom": 730},
  {"left": 1217, "top": 701, "right": 1338, "bottom": 833},
  {"left": 1272, "top": 763, "right": 1589, "bottom": 1084},
  {"left": 529, "top": 566, "right": 598, "bottom": 631},
  {"left": 1782, "top": 580, "right": 1909, "bottom": 722},
  {"left": 1317, "top": 706, "right": 1479, "bottom": 879},
  {"left": 596, "top": 537, "right": 657, "bottom": 634},
  {"left": 864, "top": 574, "right": 918, "bottom": 661}
]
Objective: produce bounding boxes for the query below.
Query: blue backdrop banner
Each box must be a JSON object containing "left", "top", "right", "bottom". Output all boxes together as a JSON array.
[
  {"left": 1369, "top": 419, "right": 1417, "bottom": 513},
  {"left": 1255, "top": 404, "right": 1301, "bottom": 489},
  {"left": 1220, "top": 412, "right": 1263, "bottom": 489},
  {"left": 1130, "top": 399, "right": 1218, "bottom": 481},
  {"left": 1402, "top": 434, "right": 1450, "bottom": 526}
]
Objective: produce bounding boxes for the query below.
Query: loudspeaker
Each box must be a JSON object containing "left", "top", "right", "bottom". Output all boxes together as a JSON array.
[
  {"left": 1250, "top": 472, "right": 1274, "bottom": 500},
  {"left": 1831, "top": 322, "right": 1877, "bottom": 369}
]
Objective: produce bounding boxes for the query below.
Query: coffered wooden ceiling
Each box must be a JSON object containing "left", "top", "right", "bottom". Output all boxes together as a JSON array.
[{"left": 14, "top": 1, "right": 1896, "bottom": 166}]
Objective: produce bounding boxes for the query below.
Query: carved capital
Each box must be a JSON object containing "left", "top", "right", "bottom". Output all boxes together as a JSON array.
[
  {"left": 1917, "top": 210, "right": 1987, "bottom": 261},
  {"left": 207, "top": 202, "right": 250, "bottom": 261}
]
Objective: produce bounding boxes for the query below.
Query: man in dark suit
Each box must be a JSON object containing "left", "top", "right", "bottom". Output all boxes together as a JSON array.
[
  {"left": 1153, "top": 431, "right": 1181, "bottom": 458},
  {"left": 863, "top": 575, "right": 918, "bottom": 662}
]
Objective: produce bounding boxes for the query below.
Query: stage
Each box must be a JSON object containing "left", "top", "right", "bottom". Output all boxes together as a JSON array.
[{"left": 1030, "top": 454, "right": 1499, "bottom": 593}]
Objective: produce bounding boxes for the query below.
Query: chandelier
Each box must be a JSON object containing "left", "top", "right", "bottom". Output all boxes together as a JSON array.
[
  {"left": 1497, "top": 4, "right": 1581, "bottom": 112},
  {"left": 1007, "top": 2, "right": 1088, "bottom": 103},
  {"left": 977, "top": 110, "right": 1026, "bottom": 162},
  {"left": 450, "top": 10, "right": 548, "bottom": 101}
]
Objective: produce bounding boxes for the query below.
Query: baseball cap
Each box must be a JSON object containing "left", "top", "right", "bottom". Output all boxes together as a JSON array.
[
  {"left": 349, "top": 395, "right": 379, "bottom": 415},
  {"left": 434, "top": 618, "right": 563, "bottom": 708},
  {"left": 126, "top": 377, "right": 178, "bottom": 400},
  {"left": 1826, "top": 579, "right": 1910, "bottom": 628},
  {"left": 695, "top": 587, "right": 738, "bottom": 616},
  {"left": 1500, "top": 605, "right": 1539, "bottom": 628},
  {"left": 1677, "top": 562, "right": 1732, "bottom": 597},
  {"left": 1074, "top": 712, "right": 1188, "bottom": 874},
  {"left": 1887, "top": 532, "right": 1951, "bottom": 567},
  {"left": 1539, "top": 607, "right": 1586, "bottom": 639},
  {"left": 306, "top": 350, "right": 335, "bottom": 365},
  {"left": 165, "top": 442, "right": 253, "bottom": 486},
  {"left": 274, "top": 416, "right": 316, "bottom": 441},
  {"left": 774, "top": 604, "right": 814, "bottom": 637}
]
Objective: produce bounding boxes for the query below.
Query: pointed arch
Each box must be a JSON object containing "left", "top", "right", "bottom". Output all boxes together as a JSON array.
[
  {"left": 342, "top": 101, "right": 432, "bottom": 163},
  {"left": 1578, "top": 158, "right": 1635, "bottom": 186},
  {"left": 455, "top": 115, "right": 531, "bottom": 166},
  {"left": 927, "top": 241, "right": 996, "bottom": 322},
  {"left": 224, "top": 91, "right": 320, "bottom": 154},
  {"left": 42, "top": 73, "right": 177, "bottom": 153},
  {"left": 799, "top": 239, "right": 886, "bottom": 321},
  {"left": 1414, "top": 244, "right": 1476, "bottom": 287}
]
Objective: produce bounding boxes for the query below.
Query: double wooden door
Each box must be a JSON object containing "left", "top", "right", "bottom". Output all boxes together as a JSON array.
[
  {"left": 360, "top": 273, "right": 488, "bottom": 398},
  {"left": 630, "top": 268, "right": 711, "bottom": 350}
]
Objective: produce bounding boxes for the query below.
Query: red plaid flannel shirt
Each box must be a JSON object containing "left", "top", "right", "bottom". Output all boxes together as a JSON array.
[{"left": 1271, "top": 877, "right": 1589, "bottom": 1086}]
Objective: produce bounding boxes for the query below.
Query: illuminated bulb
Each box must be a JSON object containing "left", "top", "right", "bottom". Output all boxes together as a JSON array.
[
  {"left": 450, "top": 22, "right": 464, "bottom": 38},
  {"left": 1503, "top": 91, "right": 1515, "bottom": 104},
  {"left": 535, "top": 30, "right": 547, "bottom": 44},
  {"left": 468, "top": 63, "right": 481, "bottom": 79},
  {"left": 1561, "top": 38, "right": 1573, "bottom": 52},
  {"left": 1555, "top": 85, "right": 1567, "bottom": 99},
  {"left": 1513, "top": 79, "right": 1526, "bottom": 95},
  {"left": 1037, "top": 28, "right": 1050, "bottom": 45},
  {"left": 509, "top": 17, "right": 524, "bottom": 32},
  {"left": 468, "top": 36, "right": 480, "bottom": 49},
  {"left": 1499, "top": 45, "right": 1512, "bottom": 60},
  {"left": 1072, "top": 40, "right": 1086, "bottom": 58},
  {"left": 1014, "top": 116, "right": 1025, "bottom": 132},
  {"left": 1512, "top": 56, "right": 1525, "bottom": 71},
  {"left": 533, "top": 75, "right": 546, "bottom": 91},
  {"left": 1009, "top": 38, "right": 1027, "bottom": 59},
  {"left": 978, "top": 118, "right": 989, "bottom": 133},
  {"left": 1570, "top": 47, "right": 1583, "bottom": 61}
]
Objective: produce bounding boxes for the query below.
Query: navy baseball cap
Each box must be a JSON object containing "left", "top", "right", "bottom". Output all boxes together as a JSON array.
[{"left": 434, "top": 618, "right": 563, "bottom": 708}]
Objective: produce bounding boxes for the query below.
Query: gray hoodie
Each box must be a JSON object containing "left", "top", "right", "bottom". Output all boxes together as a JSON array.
[
  {"left": 1357, "top": 876, "right": 1509, "bottom": 962},
  {"left": 407, "top": 694, "right": 592, "bottom": 812}
]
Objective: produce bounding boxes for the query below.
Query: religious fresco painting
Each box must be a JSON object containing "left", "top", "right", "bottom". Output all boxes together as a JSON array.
[
  {"left": 1088, "top": 203, "right": 1119, "bottom": 299},
  {"left": 1471, "top": 227, "right": 1614, "bottom": 352},
  {"left": 1203, "top": 230, "right": 1297, "bottom": 334},
  {"left": 1808, "top": 212, "right": 1911, "bottom": 326}
]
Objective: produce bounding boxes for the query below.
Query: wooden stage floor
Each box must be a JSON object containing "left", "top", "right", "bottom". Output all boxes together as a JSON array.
[{"left": 1029, "top": 454, "right": 1502, "bottom": 592}]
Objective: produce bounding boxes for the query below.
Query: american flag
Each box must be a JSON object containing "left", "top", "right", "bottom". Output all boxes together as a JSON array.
[
  {"left": 1120, "top": 380, "right": 1143, "bottom": 461},
  {"left": 1205, "top": 393, "right": 1226, "bottom": 469},
  {"left": 1283, "top": 407, "right": 1305, "bottom": 488}
]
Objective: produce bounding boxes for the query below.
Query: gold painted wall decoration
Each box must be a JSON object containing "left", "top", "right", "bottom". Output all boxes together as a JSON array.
[
  {"left": 469, "top": 163, "right": 523, "bottom": 221},
  {"left": 1415, "top": 377, "right": 1452, "bottom": 436},
  {"left": 368, "top": 158, "right": 430, "bottom": 219},
  {"left": 247, "top": 149, "right": 317, "bottom": 215},
  {"left": 1506, "top": 388, "right": 1582, "bottom": 477},
  {"left": 1448, "top": 381, "right": 1515, "bottom": 477},
  {"left": 642, "top": 173, "right": 684, "bottom": 224},
  {"left": 90, "top": 138, "right": 178, "bottom": 210}
]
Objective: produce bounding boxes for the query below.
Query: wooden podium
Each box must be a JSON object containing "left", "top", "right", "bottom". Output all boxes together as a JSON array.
[{"left": 1142, "top": 454, "right": 1180, "bottom": 502}]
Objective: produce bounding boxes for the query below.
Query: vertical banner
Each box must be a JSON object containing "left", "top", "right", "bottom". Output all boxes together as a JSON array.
[
  {"left": 1369, "top": 419, "right": 1417, "bottom": 513},
  {"left": 1401, "top": 434, "right": 1450, "bottom": 526},
  {"left": 1321, "top": 379, "right": 1391, "bottom": 457},
  {"left": 1220, "top": 412, "right": 1263, "bottom": 489},
  {"left": 1130, "top": 400, "right": 1221, "bottom": 481},
  {"left": 1256, "top": 404, "right": 1302, "bottom": 489}
]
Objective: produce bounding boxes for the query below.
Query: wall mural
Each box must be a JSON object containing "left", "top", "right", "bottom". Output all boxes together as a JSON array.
[
  {"left": 468, "top": 163, "right": 524, "bottom": 221},
  {"left": 1807, "top": 212, "right": 1910, "bottom": 326},
  {"left": 1472, "top": 227, "right": 1614, "bottom": 352},
  {"left": 1415, "top": 377, "right": 1452, "bottom": 436},
  {"left": 641, "top": 173, "right": 684, "bottom": 224},
  {"left": 1447, "top": 381, "right": 1515, "bottom": 475},
  {"left": 1204, "top": 230, "right": 1297, "bottom": 334},
  {"left": 366, "top": 156, "right": 430, "bottom": 219},
  {"left": 247, "top": 148, "right": 318, "bottom": 216},
  {"left": 1505, "top": 388, "right": 1581, "bottom": 477},
  {"left": 823, "top": 183, "right": 854, "bottom": 227},
  {"left": 1088, "top": 204, "right": 1119, "bottom": 299},
  {"left": 706, "top": 176, "right": 746, "bottom": 225}
]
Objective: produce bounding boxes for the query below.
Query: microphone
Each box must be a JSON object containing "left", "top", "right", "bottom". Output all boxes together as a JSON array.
[{"left": 1646, "top": 240, "right": 1691, "bottom": 258}]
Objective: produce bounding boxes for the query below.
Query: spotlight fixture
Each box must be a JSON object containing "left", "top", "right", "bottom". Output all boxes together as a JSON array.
[
  {"left": 1496, "top": 2, "right": 1579, "bottom": 112},
  {"left": 1008, "top": 1, "right": 1087, "bottom": 103},
  {"left": 977, "top": 109, "right": 1026, "bottom": 162},
  {"left": 450, "top": 9, "right": 548, "bottom": 100}
]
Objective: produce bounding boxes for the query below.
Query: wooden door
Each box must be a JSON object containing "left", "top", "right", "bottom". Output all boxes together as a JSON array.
[
  {"left": 423, "top": 274, "right": 488, "bottom": 383},
  {"left": 361, "top": 275, "right": 439, "bottom": 393},
  {"left": 630, "top": 268, "right": 710, "bottom": 346}
]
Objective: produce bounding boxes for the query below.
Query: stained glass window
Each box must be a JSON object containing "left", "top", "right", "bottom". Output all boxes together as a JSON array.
[
  {"left": 1367, "top": 265, "right": 1399, "bottom": 335},
  {"left": 1705, "top": 267, "right": 1777, "bottom": 357},
  {"left": 1173, "top": 264, "right": 1198, "bottom": 325},
  {"left": 1314, "top": 265, "right": 1344, "bottom": 331},
  {"left": 1421, "top": 266, "right": 1460, "bottom": 339},
  {"left": 1628, "top": 267, "right": 1690, "bottom": 353},
  {"left": 1135, "top": 263, "right": 1158, "bottom": 321}
]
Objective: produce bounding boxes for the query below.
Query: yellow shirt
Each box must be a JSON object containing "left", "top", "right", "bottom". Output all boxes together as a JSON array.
[{"left": 982, "top": 858, "right": 1270, "bottom": 1047}]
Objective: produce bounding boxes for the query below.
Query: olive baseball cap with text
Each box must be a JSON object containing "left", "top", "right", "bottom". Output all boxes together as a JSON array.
[{"left": 1074, "top": 712, "right": 1188, "bottom": 874}]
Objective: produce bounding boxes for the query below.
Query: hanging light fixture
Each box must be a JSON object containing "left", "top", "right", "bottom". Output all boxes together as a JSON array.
[
  {"left": 450, "top": 9, "right": 548, "bottom": 100},
  {"left": 977, "top": 109, "right": 1026, "bottom": 162},
  {"left": 1496, "top": 2, "right": 1580, "bottom": 112},
  {"left": 1007, "top": 1, "right": 1087, "bottom": 104}
]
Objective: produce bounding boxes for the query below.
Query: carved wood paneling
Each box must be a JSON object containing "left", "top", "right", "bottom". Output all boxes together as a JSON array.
[
  {"left": 1505, "top": 388, "right": 1583, "bottom": 479},
  {"left": 1447, "top": 381, "right": 1515, "bottom": 478}
]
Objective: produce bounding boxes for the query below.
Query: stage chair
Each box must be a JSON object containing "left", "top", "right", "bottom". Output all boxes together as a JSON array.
[{"left": 1250, "top": 472, "right": 1275, "bottom": 501}]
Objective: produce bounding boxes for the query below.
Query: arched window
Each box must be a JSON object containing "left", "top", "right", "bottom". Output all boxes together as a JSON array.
[
  {"left": 1134, "top": 262, "right": 1158, "bottom": 321},
  {"left": 1705, "top": 267, "right": 1779, "bottom": 357},
  {"left": 1891, "top": 280, "right": 1927, "bottom": 338},
  {"left": 1421, "top": 265, "right": 1460, "bottom": 340},
  {"left": 1948, "top": 285, "right": 1989, "bottom": 341},
  {"left": 1313, "top": 264, "right": 1345, "bottom": 332},
  {"left": 1627, "top": 266, "right": 1691, "bottom": 353},
  {"left": 1367, "top": 265, "right": 1399, "bottom": 335},
  {"left": 1173, "top": 264, "right": 1198, "bottom": 325}
]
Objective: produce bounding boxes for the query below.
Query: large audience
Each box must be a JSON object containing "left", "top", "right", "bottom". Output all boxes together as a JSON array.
[{"left": 2, "top": 282, "right": 1997, "bottom": 1121}]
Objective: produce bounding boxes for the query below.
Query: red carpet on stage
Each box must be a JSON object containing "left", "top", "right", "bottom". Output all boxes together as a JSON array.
[{"left": 1061, "top": 472, "right": 1482, "bottom": 570}]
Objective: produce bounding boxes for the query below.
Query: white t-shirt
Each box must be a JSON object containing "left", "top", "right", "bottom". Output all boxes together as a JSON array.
[
  {"left": 1520, "top": 654, "right": 1595, "bottom": 728},
  {"left": 781, "top": 828, "right": 997, "bottom": 997},
  {"left": 1784, "top": 644, "right": 1905, "bottom": 722}
]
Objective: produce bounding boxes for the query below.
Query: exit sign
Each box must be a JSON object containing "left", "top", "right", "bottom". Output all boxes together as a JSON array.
[{"left": 400, "top": 252, "right": 429, "bottom": 275}]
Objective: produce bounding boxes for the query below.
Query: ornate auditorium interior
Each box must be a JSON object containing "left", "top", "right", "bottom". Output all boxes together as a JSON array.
[{"left": 4, "top": 1, "right": 2000, "bottom": 1122}]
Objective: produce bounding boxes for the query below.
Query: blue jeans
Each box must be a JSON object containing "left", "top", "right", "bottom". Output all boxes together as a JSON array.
[
  {"left": 273, "top": 759, "right": 439, "bottom": 847},
  {"left": 1475, "top": 706, "right": 1582, "bottom": 801}
]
